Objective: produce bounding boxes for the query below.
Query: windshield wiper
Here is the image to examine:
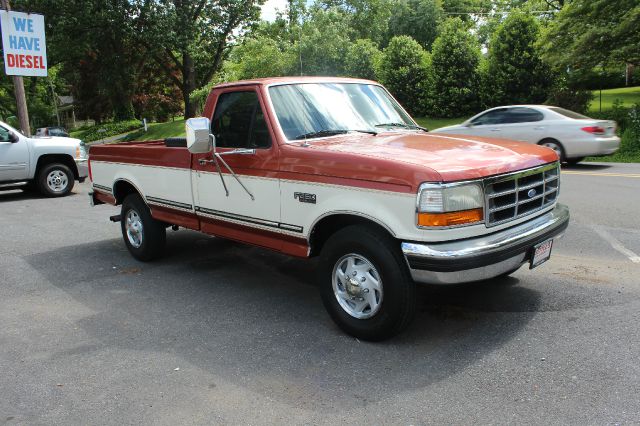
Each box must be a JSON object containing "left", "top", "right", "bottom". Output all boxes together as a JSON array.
[
  {"left": 374, "top": 122, "right": 428, "bottom": 132},
  {"left": 293, "top": 129, "right": 377, "bottom": 140}
]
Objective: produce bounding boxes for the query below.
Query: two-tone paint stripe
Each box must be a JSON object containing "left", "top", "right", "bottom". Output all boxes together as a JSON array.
[
  {"left": 195, "top": 206, "right": 303, "bottom": 234},
  {"left": 146, "top": 195, "right": 193, "bottom": 212},
  {"left": 92, "top": 184, "right": 113, "bottom": 194}
]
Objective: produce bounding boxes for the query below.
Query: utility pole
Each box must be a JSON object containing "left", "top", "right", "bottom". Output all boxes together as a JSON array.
[{"left": 1, "top": 0, "right": 31, "bottom": 136}]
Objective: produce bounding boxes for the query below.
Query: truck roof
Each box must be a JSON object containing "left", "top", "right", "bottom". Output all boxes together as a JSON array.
[{"left": 213, "top": 76, "right": 378, "bottom": 89}]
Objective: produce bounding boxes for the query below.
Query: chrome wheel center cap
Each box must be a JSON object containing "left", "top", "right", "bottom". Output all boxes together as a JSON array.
[{"left": 346, "top": 277, "right": 362, "bottom": 296}]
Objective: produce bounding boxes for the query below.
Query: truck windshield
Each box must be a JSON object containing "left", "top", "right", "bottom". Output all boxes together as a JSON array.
[{"left": 268, "top": 83, "right": 416, "bottom": 141}]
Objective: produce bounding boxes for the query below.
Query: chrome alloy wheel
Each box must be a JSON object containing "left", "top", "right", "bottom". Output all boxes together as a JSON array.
[
  {"left": 332, "top": 253, "right": 383, "bottom": 319},
  {"left": 125, "top": 209, "right": 144, "bottom": 248},
  {"left": 46, "top": 169, "right": 69, "bottom": 193}
]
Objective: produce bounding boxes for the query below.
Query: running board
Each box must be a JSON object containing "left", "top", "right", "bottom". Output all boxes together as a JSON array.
[{"left": 0, "top": 181, "right": 28, "bottom": 189}]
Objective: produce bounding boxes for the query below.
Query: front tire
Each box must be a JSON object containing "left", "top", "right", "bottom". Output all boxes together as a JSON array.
[
  {"left": 121, "top": 193, "right": 166, "bottom": 261},
  {"left": 566, "top": 157, "right": 585, "bottom": 165},
  {"left": 318, "top": 225, "right": 416, "bottom": 341},
  {"left": 37, "top": 163, "right": 74, "bottom": 197}
]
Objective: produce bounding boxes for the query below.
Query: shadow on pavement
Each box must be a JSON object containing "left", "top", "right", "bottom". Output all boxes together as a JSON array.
[
  {"left": 26, "top": 230, "right": 541, "bottom": 408},
  {"left": 561, "top": 162, "right": 612, "bottom": 171}
]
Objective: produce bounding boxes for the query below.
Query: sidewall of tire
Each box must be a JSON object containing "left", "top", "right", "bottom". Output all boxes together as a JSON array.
[
  {"left": 318, "top": 225, "right": 416, "bottom": 341},
  {"left": 38, "top": 163, "right": 74, "bottom": 197},
  {"left": 120, "top": 194, "right": 166, "bottom": 261}
]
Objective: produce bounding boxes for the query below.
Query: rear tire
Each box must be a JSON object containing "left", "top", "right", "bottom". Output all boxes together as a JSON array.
[
  {"left": 539, "top": 139, "right": 565, "bottom": 162},
  {"left": 121, "top": 193, "right": 166, "bottom": 261},
  {"left": 37, "top": 163, "right": 74, "bottom": 197},
  {"left": 566, "top": 157, "right": 585, "bottom": 165},
  {"left": 318, "top": 225, "right": 416, "bottom": 341}
]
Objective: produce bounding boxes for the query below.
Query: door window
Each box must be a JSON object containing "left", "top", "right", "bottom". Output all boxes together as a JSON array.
[
  {"left": 211, "top": 91, "right": 271, "bottom": 149},
  {"left": 0, "top": 126, "right": 12, "bottom": 142},
  {"left": 471, "top": 108, "right": 510, "bottom": 126},
  {"left": 504, "top": 107, "right": 544, "bottom": 123}
]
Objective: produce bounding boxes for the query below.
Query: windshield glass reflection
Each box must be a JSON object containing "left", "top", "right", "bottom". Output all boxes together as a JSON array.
[{"left": 268, "top": 83, "right": 415, "bottom": 141}]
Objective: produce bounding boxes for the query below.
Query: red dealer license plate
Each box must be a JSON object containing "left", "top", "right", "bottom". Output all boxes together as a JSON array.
[{"left": 530, "top": 239, "right": 553, "bottom": 269}]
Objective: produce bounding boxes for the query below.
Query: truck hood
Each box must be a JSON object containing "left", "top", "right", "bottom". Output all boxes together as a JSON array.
[
  {"left": 32, "top": 135, "right": 82, "bottom": 146},
  {"left": 298, "top": 131, "right": 558, "bottom": 182}
]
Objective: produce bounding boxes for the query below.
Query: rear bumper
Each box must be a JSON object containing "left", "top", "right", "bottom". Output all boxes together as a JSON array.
[
  {"left": 401, "top": 203, "right": 570, "bottom": 284},
  {"left": 569, "top": 136, "right": 620, "bottom": 158}
]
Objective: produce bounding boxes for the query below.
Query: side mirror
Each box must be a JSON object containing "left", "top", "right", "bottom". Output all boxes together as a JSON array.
[
  {"left": 185, "top": 117, "right": 212, "bottom": 154},
  {"left": 9, "top": 132, "right": 19, "bottom": 142}
]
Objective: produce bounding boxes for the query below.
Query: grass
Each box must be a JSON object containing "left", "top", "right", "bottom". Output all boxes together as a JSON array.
[
  {"left": 122, "top": 118, "right": 186, "bottom": 141},
  {"left": 414, "top": 116, "right": 467, "bottom": 130},
  {"left": 589, "top": 86, "right": 640, "bottom": 112}
]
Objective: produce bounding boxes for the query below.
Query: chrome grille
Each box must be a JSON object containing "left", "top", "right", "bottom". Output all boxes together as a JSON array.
[{"left": 484, "top": 163, "right": 560, "bottom": 227}]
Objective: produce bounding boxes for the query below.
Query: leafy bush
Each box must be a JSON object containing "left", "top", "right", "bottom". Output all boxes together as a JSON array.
[
  {"left": 589, "top": 100, "right": 632, "bottom": 131},
  {"left": 587, "top": 103, "right": 640, "bottom": 162},
  {"left": 430, "top": 18, "right": 482, "bottom": 117},
  {"left": 377, "top": 36, "right": 431, "bottom": 116},
  {"left": 74, "top": 120, "right": 142, "bottom": 143},
  {"left": 546, "top": 75, "right": 593, "bottom": 114}
]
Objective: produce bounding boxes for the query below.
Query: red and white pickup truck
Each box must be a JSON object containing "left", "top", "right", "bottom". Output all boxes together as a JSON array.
[{"left": 89, "top": 77, "right": 569, "bottom": 340}]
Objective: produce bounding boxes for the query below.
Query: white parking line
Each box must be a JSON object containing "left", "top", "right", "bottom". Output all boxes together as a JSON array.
[{"left": 592, "top": 226, "right": 640, "bottom": 264}]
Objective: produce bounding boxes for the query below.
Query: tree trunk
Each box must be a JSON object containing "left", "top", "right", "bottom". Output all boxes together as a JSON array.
[{"left": 183, "top": 52, "right": 197, "bottom": 118}]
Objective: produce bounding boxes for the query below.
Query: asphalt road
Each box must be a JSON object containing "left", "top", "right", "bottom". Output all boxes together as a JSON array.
[{"left": 1, "top": 162, "right": 639, "bottom": 425}]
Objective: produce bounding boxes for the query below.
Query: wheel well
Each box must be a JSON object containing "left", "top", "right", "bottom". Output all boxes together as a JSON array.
[
  {"left": 537, "top": 138, "right": 565, "bottom": 161},
  {"left": 113, "top": 180, "right": 142, "bottom": 205},
  {"left": 35, "top": 154, "right": 79, "bottom": 179},
  {"left": 309, "top": 214, "right": 394, "bottom": 257}
]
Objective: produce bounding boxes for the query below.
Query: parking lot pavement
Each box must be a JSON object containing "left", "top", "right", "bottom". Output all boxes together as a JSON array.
[{"left": 1, "top": 163, "right": 639, "bottom": 425}]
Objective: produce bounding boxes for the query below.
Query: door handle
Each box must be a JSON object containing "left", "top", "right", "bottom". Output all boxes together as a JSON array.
[
  {"left": 534, "top": 126, "right": 545, "bottom": 130},
  {"left": 490, "top": 128, "right": 501, "bottom": 132}
]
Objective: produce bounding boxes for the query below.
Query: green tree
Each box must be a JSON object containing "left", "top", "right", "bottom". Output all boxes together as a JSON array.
[
  {"left": 131, "top": 0, "right": 264, "bottom": 118},
  {"left": 430, "top": 18, "right": 482, "bottom": 117},
  {"left": 387, "top": 0, "right": 443, "bottom": 50},
  {"left": 317, "top": 0, "right": 393, "bottom": 45},
  {"left": 290, "top": 7, "right": 354, "bottom": 76},
  {"left": 229, "top": 36, "right": 296, "bottom": 79},
  {"left": 484, "top": 10, "right": 553, "bottom": 106},
  {"left": 377, "top": 36, "right": 431, "bottom": 115},
  {"left": 541, "top": 0, "right": 640, "bottom": 69},
  {"left": 344, "top": 39, "right": 382, "bottom": 80}
]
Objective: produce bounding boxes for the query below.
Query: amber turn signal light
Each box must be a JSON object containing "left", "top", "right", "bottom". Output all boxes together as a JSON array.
[{"left": 417, "top": 208, "right": 483, "bottom": 227}]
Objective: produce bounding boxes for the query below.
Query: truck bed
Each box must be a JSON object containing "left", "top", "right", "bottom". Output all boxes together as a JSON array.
[{"left": 90, "top": 139, "right": 191, "bottom": 169}]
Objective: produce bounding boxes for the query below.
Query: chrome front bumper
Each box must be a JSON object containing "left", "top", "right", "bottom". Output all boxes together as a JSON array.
[
  {"left": 75, "top": 158, "right": 89, "bottom": 180},
  {"left": 401, "top": 203, "right": 570, "bottom": 285}
]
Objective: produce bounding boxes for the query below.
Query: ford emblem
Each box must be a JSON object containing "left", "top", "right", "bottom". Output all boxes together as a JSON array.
[{"left": 527, "top": 188, "right": 537, "bottom": 198}]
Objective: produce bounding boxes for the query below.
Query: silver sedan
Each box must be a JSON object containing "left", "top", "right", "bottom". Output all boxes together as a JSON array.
[{"left": 432, "top": 105, "right": 620, "bottom": 164}]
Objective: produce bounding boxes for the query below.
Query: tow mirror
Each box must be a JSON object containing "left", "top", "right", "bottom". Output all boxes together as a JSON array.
[{"left": 185, "top": 117, "right": 213, "bottom": 154}]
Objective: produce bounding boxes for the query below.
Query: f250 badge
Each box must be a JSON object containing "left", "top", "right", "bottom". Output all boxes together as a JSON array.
[{"left": 294, "top": 192, "right": 317, "bottom": 204}]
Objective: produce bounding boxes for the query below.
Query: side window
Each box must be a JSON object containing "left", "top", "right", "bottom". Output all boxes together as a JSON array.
[
  {"left": 505, "top": 107, "right": 544, "bottom": 124},
  {"left": 211, "top": 91, "right": 272, "bottom": 149},
  {"left": 471, "top": 109, "right": 509, "bottom": 126},
  {"left": 0, "top": 126, "right": 12, "bottom": 142}
]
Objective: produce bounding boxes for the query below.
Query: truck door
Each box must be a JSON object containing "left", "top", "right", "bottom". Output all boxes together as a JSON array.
[
  {"left": 0, "top": 124, "right": 29, "bottom": 182},
  {"left": 191, "top": 87, "right": 282, "bottom": 250}
]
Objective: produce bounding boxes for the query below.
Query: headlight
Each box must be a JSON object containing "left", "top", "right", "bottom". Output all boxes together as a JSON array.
[{"left": 417, "top": 182, "right": 484, "bottom": 227}]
